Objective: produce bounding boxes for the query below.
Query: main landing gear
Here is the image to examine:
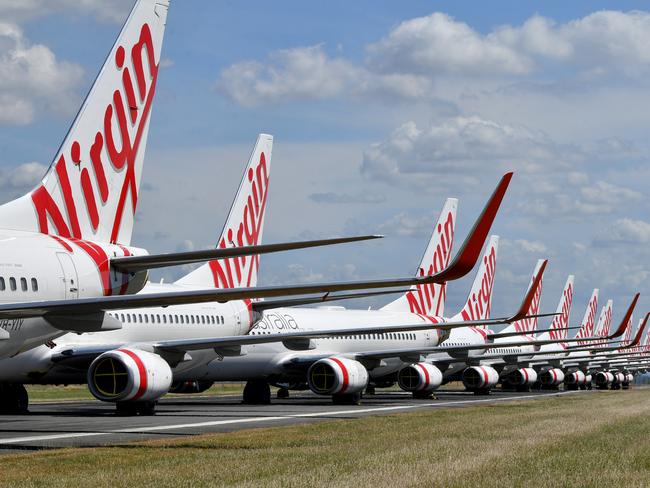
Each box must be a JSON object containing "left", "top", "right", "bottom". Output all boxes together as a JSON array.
[
  {"left": 0, "top": 383, "right": 29, "bottom": 414},
  {"left": 243, "top": 380, "right": 271, "bottom": 404},
  {"left": 115, "top": 401, "right": 157, "bottom": 416}
]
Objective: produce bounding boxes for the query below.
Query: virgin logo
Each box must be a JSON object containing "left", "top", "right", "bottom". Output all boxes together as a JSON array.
[
  {"left": 577, "top": 295, "right": 598, "bottom": 344},
  {"left": 549, "top": 283, "right": 573, "bottom": 340},
  {"left": 460, "top": 245, "right": 497, "bottom": 322},
  {"left": 407, "top": 211, "right": 454, "bottom": 316},
  {"left": 208, "top": 153, "right": 269, "bottom": 289},
  {"left": 31, "top": 23, "right": 158, "bottom": 244}
]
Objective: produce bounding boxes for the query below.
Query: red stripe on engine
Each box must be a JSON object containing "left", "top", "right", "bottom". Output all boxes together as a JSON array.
[
  {"left": 480, "top": 367, "right": 489, "bottom": 387},
  {"left": 330, "top": 358, "right": 349, "bottom": 394},
  {"left": 522, "top": 368, "right": 529, "bottom": 384},
  {"left": 416, "top": 363, "right": 430, "bottom": 390},
  {"left": 118, "top": 349, "right": 147, "bottom": 401}
]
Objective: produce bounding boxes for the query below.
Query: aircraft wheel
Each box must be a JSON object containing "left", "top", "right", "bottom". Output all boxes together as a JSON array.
[
  {"left": 276, "top": 388, "right": 290, "bottom": 399},
  {"left": 0, "top": 383, "right": 29, "bottom": 414},
  {"left": 332, "top": 392, "right": 362, "bottom": 405},
  {"left": 243, "top": 380, "right": 271, "bottom": 404}
]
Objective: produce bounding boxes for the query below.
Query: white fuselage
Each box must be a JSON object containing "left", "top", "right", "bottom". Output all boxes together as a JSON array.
[
  {"left": 0, "top": 230, "right": 148, "bottom": 358},
  {"left": 0, "top": 302, "right": 445, "bottom": 385}
]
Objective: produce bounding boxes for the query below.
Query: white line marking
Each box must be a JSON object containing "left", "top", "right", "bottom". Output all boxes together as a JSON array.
[{"left": 0, "top": 390, "right": 583, "bottom": 445}]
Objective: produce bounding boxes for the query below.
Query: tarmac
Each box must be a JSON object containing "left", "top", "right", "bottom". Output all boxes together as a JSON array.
[{"left": 0, "top": 388, "right": 587, "bottom": 454}]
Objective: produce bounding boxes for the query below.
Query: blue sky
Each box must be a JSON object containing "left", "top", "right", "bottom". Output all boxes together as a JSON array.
[{"left": 0, "top": 0, "right": 649, "bottom": 329}]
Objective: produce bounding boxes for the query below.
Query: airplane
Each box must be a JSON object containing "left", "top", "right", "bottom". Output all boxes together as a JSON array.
[
  {"left": 0, "top": 136, "right": 520, "bottom": 414},
  {"left": 0, "top": 0, "right": 527, "bottom": 374}
]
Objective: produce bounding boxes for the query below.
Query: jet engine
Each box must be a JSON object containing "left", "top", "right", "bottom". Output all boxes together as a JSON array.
[
  {"left": 307, "top": 357, "right": 368, "bottom": 395},
  {"left": 462, "top": 365, "right": 499, "bottom": 392},
  {"left": 397, "top": 363, "right": 443, "bottom": 393},
  {"left": 539, "top": 368, "right": 565, "bottom": 387},
  {"left": 625, "top": 373, "right": 634, "bottom": 383},
  {"left": 564, "top": 370, "right": 586, "bottom": 387},
  {"left": 502, "top": 368, "right": 537, "bottom": 387},
  {"left": 88, "top": 348, "right": 172, "bottom": 403},
  {"left": 593, "top": 371, "right": 614, "bottom": 389}
]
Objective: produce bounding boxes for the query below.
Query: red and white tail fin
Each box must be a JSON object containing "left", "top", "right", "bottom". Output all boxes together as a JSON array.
[
  {"left": 500, "top": 259, "right": 546, "bottom": 336},
  {"left": 620, "top": 315, "right": 634, "bottom": 350},
  {"left": 175, "top": 134, "right": 273, "bottom": 289},
  {"left": 575, "top": 289, "right": 599, "bottom": 345},
  {"left": 450, "top": 235, "right": 499, "bottom": 323},
  {"left": 0, "top": 0, "right": 169, "bottom": 245},
  {"left": 381, "top": 198, "right": 457, "bottom": 316},
  {"left": 543, "top": 275, "right": 574, "bottom": 341},
  {"left": 595, "top": 299, "right": 614, "bottom": 338}
]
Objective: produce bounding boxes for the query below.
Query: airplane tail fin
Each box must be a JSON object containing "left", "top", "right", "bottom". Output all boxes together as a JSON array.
[
  {"left": 175, "top": 134, "right": 273, "bottom": 288},
  {"left": 546, "top": 275, "right": 575, "bottom": 340},
  {"left": 575, "top": 289, "right": 599, "bottom": 345},
  {"left": 0, "top": 0, "right": 169, "bottom": 245},
  {"left": 499, "top": 259, "right": 546, "bottom": 336},
  {"left": 450, "top": 235, "right": 499, "bottom": 323},
  {"left": 381, "top": 198, "right": 457, "bottom": 316},
  {"left": 596, "top": 300, "right": 614, "bottom": 338}
]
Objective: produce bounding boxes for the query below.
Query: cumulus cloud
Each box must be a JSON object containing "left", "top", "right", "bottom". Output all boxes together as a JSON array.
[
  {"left": 375, "top": 212, "right": 435, "bottom": 238},
  {"left": 0, "top": 22, "right": 84, "bottom": 124},
  {"left": 309, "top": 192, "right": 386, "bottom": 204},
  {"left": 0, "top": 161, "right": 47, "bottom": 200},
  {"left": 596, "top": 218, "right": 650, "bottom": 245},
  {"left": 0, "top": 0, "right": 132, "bottom": 24}
]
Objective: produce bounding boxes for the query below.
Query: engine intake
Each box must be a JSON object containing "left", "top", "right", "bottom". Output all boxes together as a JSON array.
[
  {"left": 502, "top": 367, "right": 537, "bottom": 387},
  {"left": 564, "top": 371, "right": 586, "bottom": 386},
  {"left": 539, "top": 368, "right": 565, "bottom": 386},
  {"left": 462, "top": 365, "right": 499, "bottom": 390},
  {"left": 593, "top": 371, "right": 614, "bottom": 388},
  {"left": 88, "top": 348, "right": 172, "bottom": 402},
  {"left": 398, "top": 363, "right": 443, "bottom": 392},
  {"left": 307, "top": 357, "right": 368, "bottom": 395}
]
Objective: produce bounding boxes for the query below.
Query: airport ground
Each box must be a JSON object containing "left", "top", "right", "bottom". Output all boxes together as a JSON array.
[{"left": 1, "top": 386, "right": 649, "bottom": 487}]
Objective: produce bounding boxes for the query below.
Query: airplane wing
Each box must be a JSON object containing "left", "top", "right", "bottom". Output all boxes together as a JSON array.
[
  {"left": 0, "top": 173, "right": 513, "bottom": 326},
  {"left": 110, "top": 235, "right": 383, "bottom": 272}
]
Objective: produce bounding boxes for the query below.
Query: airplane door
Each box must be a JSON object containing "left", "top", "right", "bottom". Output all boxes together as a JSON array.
[{"left": 56, "top": 253, "right": 79, "bottom": 299}]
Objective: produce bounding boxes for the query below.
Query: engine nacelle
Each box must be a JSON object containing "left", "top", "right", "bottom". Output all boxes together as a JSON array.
[
  {"left": 88, "top": 348, "right": 172, "bottom": 402},
  {"left": 169, "top": 380, "right": 214, "bottom": 394},
  {"left": 612, "top": 372, "right": 625, "bottom": 384},
  {"left": 462, "top": 366, "right": 499, "bottom": 390},
  {"left": 307, "top": 357, "right": 368, "bottom": 395},
  {"left": 397, "top": 363, "right": 443, "bottom": 392},
  {"left": 585, "top": 374, "right": 592, "bottom": 385},
  {"left": 625, "top": 373, "right": 634, "bottom": 383},
  {"left": 539, "top": 368, "right": 565, "bottom": 386},
  {"left": 564, "top": 370, "right": 586, "bottom": 385},
  {"left": 502, "top": 368, "right": 538, "bottom": 386},
  {"left": 593, "top": 371, "right": 614, "bottom": 387}
]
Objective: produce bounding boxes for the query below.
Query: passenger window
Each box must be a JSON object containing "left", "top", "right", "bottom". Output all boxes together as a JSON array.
[
  {"left": 20, "top": 277, "right": 27, "bottom": 291},
  {"left": 144, "top": 315, "right": 148, "bottom": 324},
  {"left": 181, "top": 315, "right": 185, "bottom": 324},
  {"left": 9, "top": 277, "right": 16, "bottom": 291},
  {"left": 138, "top": 314, "right": 142, "bottom": 322},
  {"left": 0, "top": 277, "right": 5, "bottom": 291},
  {"left": 162, "top": 315, "right": 167, "bottom": 324},
  {"left": 31, "top": 278, "right": 38, "bottom": 292}
]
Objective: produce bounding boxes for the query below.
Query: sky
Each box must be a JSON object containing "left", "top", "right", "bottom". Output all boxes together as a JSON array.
[{"left": 0, "top": 0, "right": 648, "bottom": 330}]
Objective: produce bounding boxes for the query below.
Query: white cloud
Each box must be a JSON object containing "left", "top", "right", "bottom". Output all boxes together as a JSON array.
[
  {"left": 598, "top": 218, "right": 650, "bottom": 245},
  {"left": 0, "top": 22, "right": 84, "bottom": 124},
  {"left": 0, "top": 0, "right": 132, "bottom": 24},
  {"left": 0, "top": 161, "right": 47, "bottom": 200}
]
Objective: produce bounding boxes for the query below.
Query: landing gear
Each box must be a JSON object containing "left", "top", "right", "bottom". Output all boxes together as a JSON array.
[
  {"left": 243, "top": 380, "right": 271, "bottom": 404},
  {"left": 413, "top": 391, "right": 435, "bottom": 400},
  {"left": 365, "top": 385, "right": 376, "bottom": 395},
  {"left": 276, "top": 387, "right": 290, "bottom": 399},
  {"left": 0, "top": 383, "right": 29, "bottom": 414},
  {"left": 115, "top": 400, "right": 157, "bottom": 416},
  {"left": 332, "top": 392, "right": 362, "bottom": 405}
]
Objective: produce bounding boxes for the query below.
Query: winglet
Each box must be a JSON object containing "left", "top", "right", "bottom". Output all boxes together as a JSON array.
[
  {"left": 627, "top": 312, "right": 650, "bottom": 348},
  {"left": 429, "top": 172, "right": 513, "bottom": 283},
  {"left": 508, "top": 259, "right": 548, "bottom": 322},
  {"left": 607, "top": 293, "right": 640, "bottom": 339}
]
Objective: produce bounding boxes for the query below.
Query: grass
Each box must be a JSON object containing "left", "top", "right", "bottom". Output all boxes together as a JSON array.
[
  {"left": 2, "top": 389, "right": 650, "bottom": 487},
  {"left": 26, "top": 383, "right": 246, "bottom": 402}
]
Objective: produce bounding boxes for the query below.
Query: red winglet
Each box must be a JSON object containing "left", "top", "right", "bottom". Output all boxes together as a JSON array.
[
  {"left": 509, "top": 259, "right": 547, "bottom": 322},
  {"left": 431, "top": 172, "right": 513, "bottom": 283},
  {"left": 607, "top": 293, "right": 639, "bottom": 339},
  {"left": 627, "top": 312, "right": 650, "bottom": 348}
]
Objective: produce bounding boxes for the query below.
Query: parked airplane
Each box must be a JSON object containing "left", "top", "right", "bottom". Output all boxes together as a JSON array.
[{"left": 0, "top": 139, "right": 518, "bottom": 413}]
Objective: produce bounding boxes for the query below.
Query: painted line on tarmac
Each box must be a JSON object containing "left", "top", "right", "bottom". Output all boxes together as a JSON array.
[{"left": 0, "top": 390, "right": 583, "bottom": 445}]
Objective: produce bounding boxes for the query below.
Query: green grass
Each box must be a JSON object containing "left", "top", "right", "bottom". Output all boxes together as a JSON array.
[
  {"left": 3, "top": 389, "right": 650, "bottom": 487},
  {"left": 26, "top": 382, "right": 245, "bottom": 402}
]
